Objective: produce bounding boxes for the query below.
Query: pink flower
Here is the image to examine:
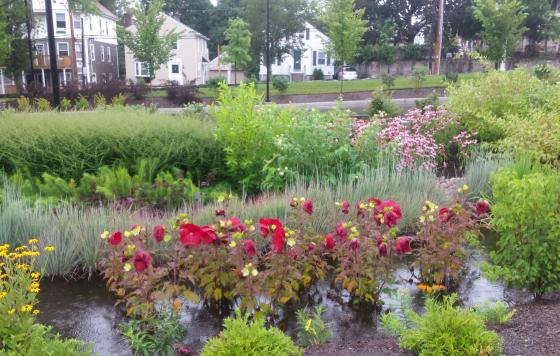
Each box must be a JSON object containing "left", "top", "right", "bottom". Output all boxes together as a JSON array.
[
  {"left": 395, "top": 237, "right": 412, "bottom": 254},
  {"left": 349, "top": 239, "right": 360, "bottom": 250},
  {"left": 132, "top": 250, "right": 152, "bottom": 272},
  {"left": 335, "top": 223, "right": 348, "bottom": 241},
  {"left": 341, "top": 200, "right": 350, "bottom": 214},
  {"left": 325, "top": 233, "right": 335, "bottom": 250},
  {"left": 243, "top": 240, "right": 256, "bottom": 256},
  {"left": 178, "top": 346, "right": 190, "bottom": 355},
  {"left": 303, "top": 199, "right": 314, "bottom": 215},
  {"left": 228, "top": 217, "right": 246, "bottom": 232},
  {"left": 108, "top": 231, "right": 122, "bottom": 246},
  {"left": 476, "top": 200, "right": 490, "bottom": 215},
  {"left": 376, "top": 235, "right": 385, "bottom": 246},
  {"left": 378, "top": 243, "right": 388, "bottom": 257},
  {"left": 215, "top": 210, "right": 226, "bottom": 217},
  {"left": 153, "top": 225, "right": 165, "bottom": 243}
]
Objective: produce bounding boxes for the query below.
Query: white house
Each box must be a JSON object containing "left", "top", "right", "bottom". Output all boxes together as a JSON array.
[
  {"left": 124, "top": 13, "right": 209, "bottom": 86},
  {"left": 259, "top": 22, "right": 335, "bottom": 81}
]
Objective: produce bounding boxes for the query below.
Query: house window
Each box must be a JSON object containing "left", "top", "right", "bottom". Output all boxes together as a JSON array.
[
  {"left": 89, "top": 16, "right": 92, "bottom": 31},
  {"left": 35, "top": 43, "right": 45, "bottom": 55},
  {"left": 74, "top": 18, "right": 81, "bottom": 30},
  {"left": 55, "top": 13, "right": 66, "bottom": 29},
  {"left": 135, "top": 62, "right": 149, "bottom": 77},
  {"left": 59, "top": 71, "right": 72, "bottom": 83},
  {"left": 91, "top": 73, "right": 97, "bottom": 83},
  {"left": 57, "top": 42, "right": 69, "bottom": 57},
  {"left": 293, "top": 50, "right": 301, "bottom": 71},
  {"left": 100, "top": 46, "right": 105, "bottom": 61},
  {"left": 305, "top": 28, "right": 310, "bottom": 40},
  {"left": 327, "top": 54, "right": 331, "bottom": 66},
  {"left": 106, "top": 47, "right": 111, "bottom": 62},
  {"left": 75, "top": 43, "right": 82, "bottom": 61},
  {"left": 318, "top": 51, "right": 325, "bottom": 65},
  {"left": 99, "top": 19, "right": 102, "bottom": 34},
  {"left": 90, "top": 43, "right": 95, "bottom": 61},
  {"left": 105, "top": 21, "right": 109, "bottom": 34},
  {"left": 313, "top": 51, "right": 317, "bottom": 66},
  {"left": 276, "top": 54, "right": 282, "bottom": 65},
  {"left": 172, "top": 41, "right": 178, "bottom": 50},
  {"left": 171, "top": 64, "right": 179, "bottom": 74}
]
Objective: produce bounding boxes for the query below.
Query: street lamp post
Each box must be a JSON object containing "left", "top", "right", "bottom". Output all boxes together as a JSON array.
[
  {"left": 45, "top": 0, "right": 60, "bottom": 106},
  {"left": 265, "top": 0, "right": 271, "bottom": 102}
]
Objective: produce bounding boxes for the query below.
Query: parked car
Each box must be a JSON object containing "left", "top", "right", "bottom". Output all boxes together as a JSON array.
[{"left": 333, "top": 66, "right": 358, "bottom": 80}]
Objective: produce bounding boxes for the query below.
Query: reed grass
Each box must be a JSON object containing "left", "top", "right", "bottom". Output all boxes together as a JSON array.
[{"left": 464, "top": 149, "right": 511, "bottom": 199}]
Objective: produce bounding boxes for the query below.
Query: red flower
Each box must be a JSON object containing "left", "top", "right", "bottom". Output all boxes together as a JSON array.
[
  {"left": 178, "top": 346, "right": 190, "bottom": 355},
  {"left": 341, "top": 200, "right": 350, "bottom": 214},
  {"left": 368, "top": 196, "right": 382, "bottom": 206},
  {"left": 215, "top": 210, "right": 226, "bottom": 217},
  {"left": 395, "top": 236, "right": 412, "bottom": 254},
  {"left": 349, "top": 239, "right": 360, "bottom": 250},
  {"left": 271, "top": 228, "right": 286, "bottom": 253},
  {"left": 303, "top": 199, "right": 314, "bottom": 214},
  {"left": 307, "top": 243, "right": 315, "bottom": 251},
  {"left": 438, "top": 208, "right": 454, "bottom": 222},
  {"left": 153, "top": 225, "right": 165, "bottom": 243},
  {"left": 259, "top": 218, "right": 283, "bottom": 237},
  {"left": 383, "top": 211, "right": 399, "bottom": 227},
  {"left": 376, "top": 235, "right": 385, "bottom": 246},
  {"left": 378, "top": 243, "right": 388, "bottom": 257},
  {"left": 229, "top": 217, "right": 246, "bottom": 232},
  {"left": 325, "top": 233, "right": 335, "bottom": 250},
  {"left": 374, "top": 200, "right": 402, "bottom": 227},
  {"left": 108, "top": 231, "right": 122, "bottom": 246},
  {"left": 243, "top": 240, "right": 256, "bottom": 256},
  {"left": 132, "top": 250, "right": 152, "bottom": 272},
  {"left": 179, "top": 224, "right": 216, "bottom": 247},
  {"left": 335, "top": 223, "right": 348, "bottom": 241},
  {"left": 476, "top": 200, "right": 490, "bottom": 215}
]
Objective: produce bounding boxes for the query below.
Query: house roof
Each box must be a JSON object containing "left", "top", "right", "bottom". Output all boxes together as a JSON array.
[
  {"left": 164, "top": 13, "right": 210, "bottom": 41},
  {"left": 96, "top": 2, "right": 117, "bottom": 21}
]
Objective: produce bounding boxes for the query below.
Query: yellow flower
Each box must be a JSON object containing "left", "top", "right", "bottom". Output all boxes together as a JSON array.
[
  {"left": 123, "top": 263, "right": 132, "bottom": 272},
  {"left": 28, "top": 239, "right": 39, "bottom": 245},
  {"left": 30, "top": 287, "right": 40, "bottom": 293},
  {"left": 16, "top": 263, "right": 28, "bottom": 270},
  {"left": 15, "top": 246, "right": 27, "bottom": 252},
  {"left": 33, "top": 309, "right": 40, "bottom": 315},
  {"left": 0, "top": 291, "right": 6, "bottom": 299},
  {"left": 7, "top": 308, "right": 15, "bottom": 315},
  {"left": 172, "top": 299, "right": 182, "bottom": 312},
  {"left": 305, "top": 319, "right": 312, "bottom": 331},
  {"left": 21, "top": 304, "right": 33, "bottom": 313},
  {"left": 229, "top": 241, "right": 237, "bottom": 248},
  {"left": 44, "top": 246, "right": 55, "bottom": 252},
  {"left": 124, "top": 231, "right": 132, "bottom": 238},
  {"left": 100, "top": 231, "right": 109, "bottom": 240},
  {"left": 31, "top": 272, "right": 40, "bottom": 279}
]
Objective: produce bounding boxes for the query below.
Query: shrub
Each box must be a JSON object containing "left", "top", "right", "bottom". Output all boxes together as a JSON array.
[
  {"left": 166, "top": 84, "right": 199, "bottom": 105},
  {"left": 201, "top": 311, "right": 302, "bottom": 356},
  {"left": 75, "top": 94, "right": 89, "bottom": 110},
  {"left": 474, "top": 301, "right": 516, "bottom": 325},
  {"left": 487, "top": 168, "right": 560, "bottom": 298},
  {"left": 16, "top": 96, "right": 31, "bottom": 112},
  {"left": 444, "top": 71, "right": 459, "bottom": 83},
  {"left": 367, "top": 88, "right": 401, "bottom": 118},
  {"left": 295, "top": 306, "right": 331, "bottom": 346},
  {"left": 464, "top": 149, "right": 511, "bottom": 199},
  {"left": 207, "top": 76, "right": 227, "bottom": 89},
  {"left": 534, "top": 63, "right": 552, "bottom": 80},
  {"left": 312, "top": 68, "right": 324, "bottom": 80},
  {"left": 381, "top": 73, "right": 395, "bottom": 89},
  {"left": 111, "top": 93, "right": 128, "bottom": 106},
  {"left": 399, "top": 44, "right": 428, "bottom": 60},
  {"left": 94, "top": 93, "right": 107, "bottom": 109},
  {"left": 0, "top": 109, "right": 223, "bottom": 182},
  {"left": 34, "top": 98, "right": 51, "bottom": 111},
  {"left": 381, "top": 292, "right": 502, "bottom": 356},
  {"left": 272, "top": 75, "right": 289, "bottom": 93},
  {"left": 415, "top": 91, "right": 440, "bottom": 109},
  {"left": 411, "top": 65, "right": 428, "bottom": 89},
  {"left": 60, "top": 97, "right": 72, "bottom": 111}
]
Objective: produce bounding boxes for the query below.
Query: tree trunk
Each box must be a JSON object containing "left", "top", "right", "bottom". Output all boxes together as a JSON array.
[
  {"left": 339, "top": 66, "right": 344, "bottom": 95},
  {"left": 69, "top": 11, "right": 78, "bottom": 85},
  {"left": 234, "top": 60, "right": 237, "bottom": 85}
]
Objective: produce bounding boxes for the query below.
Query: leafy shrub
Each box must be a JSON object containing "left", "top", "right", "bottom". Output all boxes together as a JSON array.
[
  {"left": 111, "top": 93, "right": 128, "bottom": 106},
  {"left": 411, "top": 65, "right": 428, "bottom": 89},
  {"left": 381, "top": 292, "right": 502, "bottom": 356},
  {"left": 368, "top": 88, "right": 401, "bottom": 118},
  {"left": 75, "top": 94, "right": 89, "bottom": 110},
  {"left": 201, "top": 311, "right": 302, "bottom": 356},
  {"left": 119, "top": 310, "right": 184, "bottom": 356},
  {"left": 415, "top": 91, "right": 440, "bottom": 109},
  {"left": 399, "top": 44, "right": 428, "bottom": 60},
  {"left": 207, "top": 76, "right": 227, "bottom": 89},
  {"left": 474, "top": 301, "right": 516, "bottom": 325},
  {"left": 312, "top": 68, "right": 324, "bottom": 80},
  {"left": 381, "top": 73, "right": 395, "bottom": 89},
  {"left": 295, "top": 306, "right": 331, "bottom": 346},
  {"left": 34, "top": 98, "right": 51, "bottom": 111},
  {"left": 94, "top": 93, "right": 107, "bottom": 109},
  {"left": 60, "top": 97, "right": 72, "bottom": 111},
  {"left": 0, "top": 110, "right": 223, "bottom": 182},
  {"left": 272, "top": 75, "right": 289, "bottom": 93},
  {"left": 534, "top": 63, "right": 552, "bottom": 80},
  {"left": 166, "top": 84, "right": 199, "bottom": 105},
  {"left": 444, "top": 71, "right": 459, "bottom": 83},
  {"left": 16, "top": 96, "right": 30, "bottom": 112},
  {"left": 487, "top": 168, "right": 560, "bottom": 298}
]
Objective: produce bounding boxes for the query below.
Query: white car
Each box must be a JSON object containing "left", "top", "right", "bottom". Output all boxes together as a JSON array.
[{"left": 334, "top": 66, "right": 358, "bottom": 80}]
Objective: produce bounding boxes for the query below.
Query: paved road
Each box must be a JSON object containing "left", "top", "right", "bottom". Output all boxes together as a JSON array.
[{"left": 158, "top": 97, "right": 447, "bottom": 115}]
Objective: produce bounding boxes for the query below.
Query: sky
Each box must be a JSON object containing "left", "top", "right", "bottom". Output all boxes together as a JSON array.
[{"left": 210, "top": 0, "right": 217, "bottom": 5}]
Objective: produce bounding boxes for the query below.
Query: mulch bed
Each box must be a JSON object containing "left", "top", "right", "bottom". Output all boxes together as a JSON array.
[{"left": 305, "top": 295, "right": 560, "bottom": 356}]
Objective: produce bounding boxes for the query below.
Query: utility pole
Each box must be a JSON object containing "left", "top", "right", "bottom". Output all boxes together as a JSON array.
[
  {"left": 433, "top": 0, "right": 444, "bottom": 75},
  {"left": 24, "top": 0, "right": 35, "bottom": 85},
  {"left": 45, "top": 0, "right": 60, "bottom": 106},
  {"left": 265, "top": 0, "right": 271, "bottom": 102}
]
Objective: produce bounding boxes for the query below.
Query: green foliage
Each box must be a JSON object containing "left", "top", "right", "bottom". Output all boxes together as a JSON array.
[
  {"left": 295, "top": 306, "right": 331, "bottom": 346},
  {"left": 8, "top": 324, "right": 91, "bottom": 355},
  {"left": 312, "top": 68, "right": 324, "bottom": 80},
  {"left": 368, "top": 88, "right": 401, "bottom": 117},
  {"left": 16, "top": 96, "right": 30, "bottom": 112},
  {"left": 399, "top": 44, "right": 428, "bottom": 61},
  {"left": 0, "top": 19, "right": 12, "bottom": 66},
  {"left": 381, "top": 293, "right": 502, "bottom": 356},
  {"left": 222, "top": 18, "right": 252, "bottom": 74},
  {"left": 415, "top": 92, "right": 440, "bottom": 109},
  {"left": 381, "top": 73, "right": 395, "bottom": 89},
  {"left": 534, "top": 63, "right": 553, "bottom": 80},
  {"left": 111, "top": 93, "right": 128, "bottom": 106},
  {"left": 34, "top": 98, "right": 51, "bottom": 112},
  {"left": 207, "top": 76, "right": 227, "bottom": 89},
  {"left": 94, "top": 93, "right": 106, "bottom": 109},
  {"left": 444, "top": 71, "right": 459, "bottom": 83},
  {"left": 60, "top": 97, "right": 72, "bottom": 111},
  {"left": 117, "top": 0, "right": 180, "bottom": 79},
  {"left": 75, "top": 94, "right": 89, "bottom": 110},
  {"left": 201, "top": 311, "right": 302, "bottom": 356},
  {"left": 272, "top": 76, "right": 289, "bottom": 93},
  {"left": 488, "top": 167, "right": 560, "bottom": 298},
  {"left": 0, "top": 109, "right": 222, "bottom": 182},
  {"left": 464, "top": 150, "right": 511, "bottom": 199},
  {"left": 411, "top": 65, "right": 428, "bottom": 89},
  {"left": 371, "top": 21, "right": 396, "bottom": 66},
  {"left": 119, "top": 311, "right": 184, "bottom": 356},
  {"left": 474, "top": 301, "right": 516, "bottom": 325},
  {"left": 473, "top": 0, "right": 527, "bottom": 64}
]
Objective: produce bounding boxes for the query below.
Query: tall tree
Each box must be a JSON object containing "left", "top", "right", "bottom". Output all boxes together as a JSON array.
[
  {"left": 164, "top": 0, "right": 214, "bottom": 42},
  {"left": 117, "top": 0, "right": 180, "bottom": 81},
  {"left": 473, "top": 0, "right": 527, "bottom": 68},
  {"left": 0, "top": 19, "right": 13, "bottom": 67},
  {"left": 0, "top": 0, "right": 28, "bottom": 86},
  {"left": 522, "top": 0, "right": 560, "bottom": 54},
  {"left": 67, "top": 0, "right": 99, "bottom": 83},
  {"left": 321, "top": 0, "right": 368, "bottom": 92},
  {"left": 222, "top": 17, "right": 251, "bottom": 84}
]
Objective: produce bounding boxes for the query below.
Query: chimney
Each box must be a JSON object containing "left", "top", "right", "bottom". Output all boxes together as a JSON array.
[{"left": 123, "top": 13, "right": 132, "bottom": 27}]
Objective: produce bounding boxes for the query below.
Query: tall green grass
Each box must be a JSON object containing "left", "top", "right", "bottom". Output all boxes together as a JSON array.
[
  {"left": 0, "top": 108, "right": 223, "bottom": 182},
  {"left": 464, "top": 150, "right": 512, "bottom": 199}
]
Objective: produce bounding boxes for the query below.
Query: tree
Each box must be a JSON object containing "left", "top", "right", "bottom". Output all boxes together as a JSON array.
[
  {"left": 373, "top": 21, "right": 396, "bottom": 69},
  {"left": 522, "top": 0, "right": 560, "bottom": 54},
  {"left": 473, "top": 0, "right": 527, "bottom": 68},
  {"left": 117, "top": 0, "right": 180, "bottom": 81},
  {"left": 0, "top": 19, "right": 12, "bottom": 66},
  {"left": 222, "top": 18, "right": 252, "bottom": 84},
  {"left": 164, "top": 0, "right": 214, "bottom": 45},
  {"left": 321, "top": 0, "right": 368, "bottom": 93},
  {"left": 0, "top": 0, "right": 28, "bottom": 85}
]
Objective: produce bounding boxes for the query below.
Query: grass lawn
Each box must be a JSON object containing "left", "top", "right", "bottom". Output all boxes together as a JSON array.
[{"left": 149, "top": 72, "right": 481, "bottom": 99}]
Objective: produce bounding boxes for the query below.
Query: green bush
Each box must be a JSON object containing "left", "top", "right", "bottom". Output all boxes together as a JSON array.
[
  {"left": 0, "top": 109, "right": 223, "bottom": 182},
  {"left": 207, "top": 76, "right": 227, "bottom": 89},
  {"left": 381, "top": 73, "right": 395, "bottom": 89},
  {"left": 201, "top": 311, "right": 302, "bottom": 356},
  {"left": 111, "top": 93, "right": 128, "bottom": 106},
  {"left": 312, "top": 68, "right": 324, "bottom": 80},
  {"left": 368, "top": 88, "right": 401, "bottom": 117},
  {"left": 94, "top": 93, "right": 107, "bottom": 109},
  {"left": 534, "top": 63, "right": 552, "bottom": 80},
  {"left": 444, "top": 71, "right": 459, "bottom": 83},
  {"left": 381, "top": 293, "right": 502, "bottom": 356},
  {"left": 16, "top": 96, "right": 31, "bottom": 112},
  {"left": 411, "top": 65, "right": 428, "bottom": 89},
  {"left": 75, "top": 94, "right": 89, "bottom": 110},
  {"left": 60, "top": 97, "right": 72, "bottom": 111},
  {"left": 295, "top": 306, "right": 331, "bottom": 346},
  {"left": 415, "top": 91, "right": 440, "bottom": 109},
  {"left": 34, "top": 98, "right": 51, "bottom": 112},
  {"left": 487, "top": 167, "right": 560, "bottom": 298},
  {"left": 5, "top": 323, "right": 91, "bottom": 355},
  {"left": 272, "top": 75, "right": 289, "bottom": 93}
]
